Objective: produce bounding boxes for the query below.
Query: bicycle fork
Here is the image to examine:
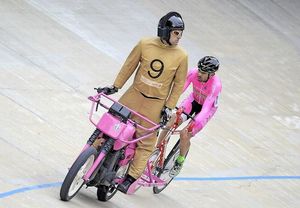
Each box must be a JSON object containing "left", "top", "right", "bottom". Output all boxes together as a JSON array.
[{"left": 83, "top": 138, "right": 115, "bottom": 182}]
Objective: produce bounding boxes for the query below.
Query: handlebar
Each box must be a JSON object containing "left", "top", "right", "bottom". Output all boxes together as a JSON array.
[
  {"left": 175, "top": 106, "right": 195, "bottom": 121},
  {"left": 174, "top": 107, "right": 195, "bottom": 133},
  {"left": 88, "top": 92, "right": 164, "bottom": 143}
]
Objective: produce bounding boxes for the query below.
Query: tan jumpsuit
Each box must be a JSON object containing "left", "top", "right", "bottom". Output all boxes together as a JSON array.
[{"left": 113, "top": 37, "right": 188, "bottom": 179}]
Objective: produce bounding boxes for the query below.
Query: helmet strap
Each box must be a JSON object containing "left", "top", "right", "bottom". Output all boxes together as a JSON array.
[
  {"left": 160, "top": 37, "right": 172, "bottom": 46},
  {"left": 206, "top": 73, "right": 215, "bottom": 81},
  {"left": 166, "top": 39, "right": 172, "bottom": 45}
]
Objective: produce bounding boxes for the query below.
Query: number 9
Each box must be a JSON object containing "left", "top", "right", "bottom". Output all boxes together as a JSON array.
[{"left": 148, "top": 59, "right": 164, "bottom": 79}]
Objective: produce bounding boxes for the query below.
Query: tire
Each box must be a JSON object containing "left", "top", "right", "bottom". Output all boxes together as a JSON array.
[
  {"left": 153, "top": 141, "right": 181, "bottom": 194},
  {"left": 97, "top": 184, "right": 117, "bottom": 201},
  {"left": 147, "top": 148, "right": 161, "bottom": 175},
  {"left": 60, "top": 146, "right": 97, "bottom": 201},
  {"left": 130, "top": 149, "right": 161, "bottom": 193},
  {"left": 96, "top": 150, "right": 122, "bottom": 202}
]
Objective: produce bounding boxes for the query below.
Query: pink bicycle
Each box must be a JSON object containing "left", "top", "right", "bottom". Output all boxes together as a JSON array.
[
  {"left": 59, "top": 89, "right": 193, "bottom": 202},
  {"left": 151, "top": 107, "right": 194, "bottom": 194}
]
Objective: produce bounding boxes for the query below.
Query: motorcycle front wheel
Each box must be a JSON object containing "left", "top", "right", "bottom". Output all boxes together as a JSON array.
[{"left": 60, "top": 146, "right": 97, "bottom": 201}]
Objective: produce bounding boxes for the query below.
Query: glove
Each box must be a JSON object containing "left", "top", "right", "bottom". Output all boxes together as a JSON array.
[
  {"left": 96, "top": 85, "right": 118, "bottom": 95},
  {"left": 160, "top": 106, "right": 172, "bottom": 124}
]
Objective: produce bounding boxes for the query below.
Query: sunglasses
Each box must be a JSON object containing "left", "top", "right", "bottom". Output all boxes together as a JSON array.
[
  {"left": 171, "top": 30, "right": 183, "bottom": 36},
  {"left": 198, "top": 68, "right": 209, "bottom": 74}
]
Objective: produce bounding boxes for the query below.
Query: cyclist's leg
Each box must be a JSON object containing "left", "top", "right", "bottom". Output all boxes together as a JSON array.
[
  {"left": 116, "top": 87, "right": 147, "bottom": 192},
  {"left": 170, "top": 100, "right": 201, "bottom": 176},
  {"left": 178, "top": 99, "right": 202, "bottom": 158},
  {"left": 169, "top": 127, "right": 191, "bottom": 177},
  {"left": 117, "top": 92, "right": 165, "bottom": 192},
  {"left": 117, "top": 132, "right": 157, "bottom": 193},
  {"left": 127, "top": 96, "right": 164, "bottom": 179},
  {"left": 179, "top": 126, "right": 192, "bottom": 158},
  {"left": 171, "top": 100, "right": 217, "bottom": 175},
  {"left": 176, "top": 98, "right": 197, "bottom": 156}
]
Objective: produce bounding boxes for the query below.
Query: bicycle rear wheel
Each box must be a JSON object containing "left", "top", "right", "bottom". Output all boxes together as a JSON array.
[{"left": 153, "top": 140, "right": 180, "bottom": 194}]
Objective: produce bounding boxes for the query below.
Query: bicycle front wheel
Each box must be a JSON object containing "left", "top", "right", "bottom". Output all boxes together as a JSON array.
[{"left": 153, "top": 140, "right": 180, "bottom": 194}]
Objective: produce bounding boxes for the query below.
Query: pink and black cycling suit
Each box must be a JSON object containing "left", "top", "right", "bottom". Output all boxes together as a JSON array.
[{"left": 179, "top": 68, "right": 222, "bottom": 136}]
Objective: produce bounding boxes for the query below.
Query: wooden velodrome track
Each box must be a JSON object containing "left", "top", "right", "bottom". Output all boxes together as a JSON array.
[{"left": 0, "top": 1, "right": 299, "bottom": 207}]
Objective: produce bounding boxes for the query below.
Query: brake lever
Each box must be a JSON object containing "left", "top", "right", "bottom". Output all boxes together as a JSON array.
[
  {"left": 96, "top": 101, "right": 100, "bottom": 111},
  {"left": 188, "top": 122, "right": 195, "bottom": 132},
  {"left": 93, "top": 87, "right": 103, "bottom": 111}
]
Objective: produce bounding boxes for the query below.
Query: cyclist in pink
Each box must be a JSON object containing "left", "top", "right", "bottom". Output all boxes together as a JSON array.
[{"left": 157, "top": 56, "right": 222, "bottom": 177}]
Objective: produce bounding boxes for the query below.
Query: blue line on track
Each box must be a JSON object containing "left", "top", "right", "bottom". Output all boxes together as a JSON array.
[
  {"left": 1, "top": 176, "right": 300, "bottom": 199},
  {"left": 174, "top": 175, "right": 300, "bottom": 181},
  {"left": 0, "top": 182, "right": 62, "bottom": 199}
]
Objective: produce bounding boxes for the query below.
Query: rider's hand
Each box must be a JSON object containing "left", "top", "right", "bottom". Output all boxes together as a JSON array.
[
  {"left": 160, "top": 106, "right": 172, "bottom": 124},
  {"left": 96, "top": 85, "right": 118, "bottom": 95}
]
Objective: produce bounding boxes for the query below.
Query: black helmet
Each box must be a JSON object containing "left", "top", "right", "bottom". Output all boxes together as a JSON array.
[
  {"left": 158, "top": 12, "right": 184, "bottom": 43},
  {"left": 198, "top": 56, "right": 220, "bottom": 73}
]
